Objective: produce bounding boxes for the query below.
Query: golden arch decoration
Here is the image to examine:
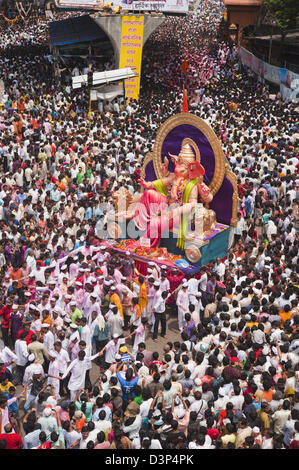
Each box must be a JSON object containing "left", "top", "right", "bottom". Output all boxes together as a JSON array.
[{"left": 141, "top": 113, "right": 226, "bottom": 197}]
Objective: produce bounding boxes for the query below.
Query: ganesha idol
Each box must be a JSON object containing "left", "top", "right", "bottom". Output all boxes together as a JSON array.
[
  {"left": 109, "top": 112, "right": 238, "bottom": 265},
  {"left": 132, "top": 140, "right": 215, "bottom": 250}
]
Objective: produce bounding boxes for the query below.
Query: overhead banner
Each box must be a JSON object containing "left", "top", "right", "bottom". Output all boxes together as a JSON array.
[
  {"left": 56, "top": 0, "right": 103, "bottom": 8},
  {"left": 119, "top": 15, "right": 144, "bottom": 101},
  {"left": 106, "top": 0, "right": 188, "bottom": 13}
]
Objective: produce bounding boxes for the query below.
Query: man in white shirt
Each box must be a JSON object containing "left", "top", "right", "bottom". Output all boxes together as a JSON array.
[
  {"left": 15, "top": 332, "right": 29, "bottom": 384},
  {"left": 62, "top": 349, "right": 100, "bottom": 401},
  {"left": 99, "top": 335, "right": 125, "bottom": 369},
  {"left": 215, "top": 257, "right": 226, "bottom": 281},
  {"left": 176, "top": 283, "right": 190, "bottom": 332},
  {"left": 187, "top": 275, "right": 199, "bottom": 305},
  {"left": 30, "top": 262, "right": 47, "bottom": 284}
]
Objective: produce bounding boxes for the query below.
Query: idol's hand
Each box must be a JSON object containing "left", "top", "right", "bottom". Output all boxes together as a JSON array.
[
  {"left": 137, "top": 178, "right": 152, "bottom": 189},
  {"left": 161, "top": 157, "right": 169, "bottom": 176}
]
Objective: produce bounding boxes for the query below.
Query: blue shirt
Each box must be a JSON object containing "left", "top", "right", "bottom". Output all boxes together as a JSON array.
[
  {"left": 116, "top": 372, "right": 138, "bottom": 401},
  {"left": 5, "top": 392, "right": 19, "bottom": 411},
  {"left": 120, "top": 353, "right": 132, "bottom": 364},
  {"left": 23, "top": 429, "right": 41, "bottom": 449},
  {"left": 92, "top": 405, "right": 112, "bottom": 422},
  {"left": 16, "top": 193, "right": 27, "bottom": 204},
  {"left": 84, "top": 207, "right": 92, "bottom": 221}
]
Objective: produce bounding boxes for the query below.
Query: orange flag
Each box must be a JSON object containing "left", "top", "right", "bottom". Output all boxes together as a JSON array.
[{"left": 182, "top": 85, "right": 188, "bottom": 113}]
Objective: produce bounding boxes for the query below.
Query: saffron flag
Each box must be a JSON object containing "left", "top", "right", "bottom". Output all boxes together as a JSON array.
[{"left": 182, "top": 85, "right": 188, "bottom": 113}]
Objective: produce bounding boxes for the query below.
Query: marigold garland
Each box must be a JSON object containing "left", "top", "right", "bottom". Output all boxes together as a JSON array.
[{"left": 1, "top": 13, "right": 20, "bottom": 24}]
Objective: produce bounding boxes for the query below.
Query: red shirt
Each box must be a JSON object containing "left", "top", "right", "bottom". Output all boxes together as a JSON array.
[
  {"left": 289, "top": 439, "right": 299, "bottom": 449},
  {"left": 0, "top": 305, "right": 12, "bottom": 329},
  {"left": 207, "top": 428, "right": 220, "bottom": 441},
  {"left": 0, "top": 432, "right": 23, "bottom": 449},
  {"left": 16, "top": 329, "right": 35, "bottom": 345},
  {"left": 149, "top": 360, "right": 163, "bottom": 371},
  {"left": 37, "top": 442, "right": 52, "bottom": 449}
]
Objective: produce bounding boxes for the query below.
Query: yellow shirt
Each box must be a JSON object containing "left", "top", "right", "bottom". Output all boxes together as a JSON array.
[
  {"left": 279, "top": 311, "right": 292, "bottom": 327},
  {"left": 246, "top": 322, "right": 259, "bottom": 329},
  {"left": 0, "top": 381, "right": 14, "bottom": 394},
  {"left": 138, "top": 282, "right": 148, "bottom": 313},
  {"left": 110, "top": 293, "right": 123, "bottom": 319},
  {"left": 221, "top": 434, "right": 236, "bottom": 447}
]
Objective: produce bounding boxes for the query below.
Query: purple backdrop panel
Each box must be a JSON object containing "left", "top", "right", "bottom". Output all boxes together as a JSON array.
[
  {"left": 210, "top": 177, "right": 233, "bottom": 226},
  {"left": 145, "top": 160, "right": 156, "bottom": 181},
  {"left": 161, "top": 124, "right": 215, "bottom": 186},
  {"left": 144, "top": 123, "right": 233, "bottom": 225}
]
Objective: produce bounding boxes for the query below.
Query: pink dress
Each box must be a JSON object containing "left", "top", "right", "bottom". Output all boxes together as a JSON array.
[{"left": 134, "top": 189, "right": 180, "bottom": 248}]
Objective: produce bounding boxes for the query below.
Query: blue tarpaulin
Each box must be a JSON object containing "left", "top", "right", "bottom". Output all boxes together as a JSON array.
[{"left": 49, "top": 15, "right": 109, "bottom": 46}]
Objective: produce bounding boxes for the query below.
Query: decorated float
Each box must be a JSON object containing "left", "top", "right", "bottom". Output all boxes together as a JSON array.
[{"left": 105, "top": 110, "right": 238, "bottom": 274}]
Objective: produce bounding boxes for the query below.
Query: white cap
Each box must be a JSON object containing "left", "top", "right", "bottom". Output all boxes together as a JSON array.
[
  {"left": 175, "top": 406, "right": 186, "bottom": 419},
  {"left": 70, "top": 301, "right": 76, "bottom": 306},
  {"left": 70, "top": 323, "right": 78, "bottom": 329},
  {"left": 154, "top": 282, "right": 160, "bottom": 287},
  {"left": 41, "top": 323, "right": 50, "bottom": 328},
  {"left": 28, "top": 354, "right": 35, "bottom": 362},
  {"left": 43, "top": 408, "right": 52, "bottom": 417},
  {"left": 100, "top": 246, "right": 106, "bottom": 250},
  {"left": 46, "top": 396, "right": 57, "bottom": 408},
  {"left": 113, "top": 334, "right": 119, "bottom": 339},
  {"left": 61, "top": 265, "right": 68, "bottom": 270}
]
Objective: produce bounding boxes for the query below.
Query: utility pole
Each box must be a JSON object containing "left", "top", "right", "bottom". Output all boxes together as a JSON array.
[{"left": 87, "top": 64, "right": 93, "bottom": 118}]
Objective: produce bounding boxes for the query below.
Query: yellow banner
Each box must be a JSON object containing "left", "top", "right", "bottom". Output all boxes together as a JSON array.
[{"left": 119, "top": 16, "right": 144, "bottom": 101}]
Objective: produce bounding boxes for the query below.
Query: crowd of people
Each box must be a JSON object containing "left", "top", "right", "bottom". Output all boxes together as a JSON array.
[{"left": 0, "top": 0, "right": 298, "bottom": 451}]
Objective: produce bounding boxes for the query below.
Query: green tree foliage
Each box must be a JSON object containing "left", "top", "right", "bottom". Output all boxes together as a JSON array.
[{"left": 264, "top": 0, "right": 299, "bottom": 33}]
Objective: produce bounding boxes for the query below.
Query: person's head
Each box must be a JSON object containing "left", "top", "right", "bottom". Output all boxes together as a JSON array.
[
  {"left": 125, "top": 368, "right": 133, "bottom": 382},
  {"left": 78, "top": 350, "right": 86, "bottom": 361},
  {"left": 0, "top": 395, "right": 8, "bottom": 409},
  {"left": 81, "top": 425, "right": 89, "bottom": 440},
  {"left": 4, "top": 423, "right": 13, "bottom": 434},
  {"left": 39, "top": 431, "right": 47, "bottom": 444},
  {"left": 97, "top": 431, "right": 105, "bottom": 444}
]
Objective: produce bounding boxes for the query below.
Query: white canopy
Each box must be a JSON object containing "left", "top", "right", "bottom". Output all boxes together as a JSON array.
[{"left": 72, "top": 67, "right": 138, "bottom": 89}]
